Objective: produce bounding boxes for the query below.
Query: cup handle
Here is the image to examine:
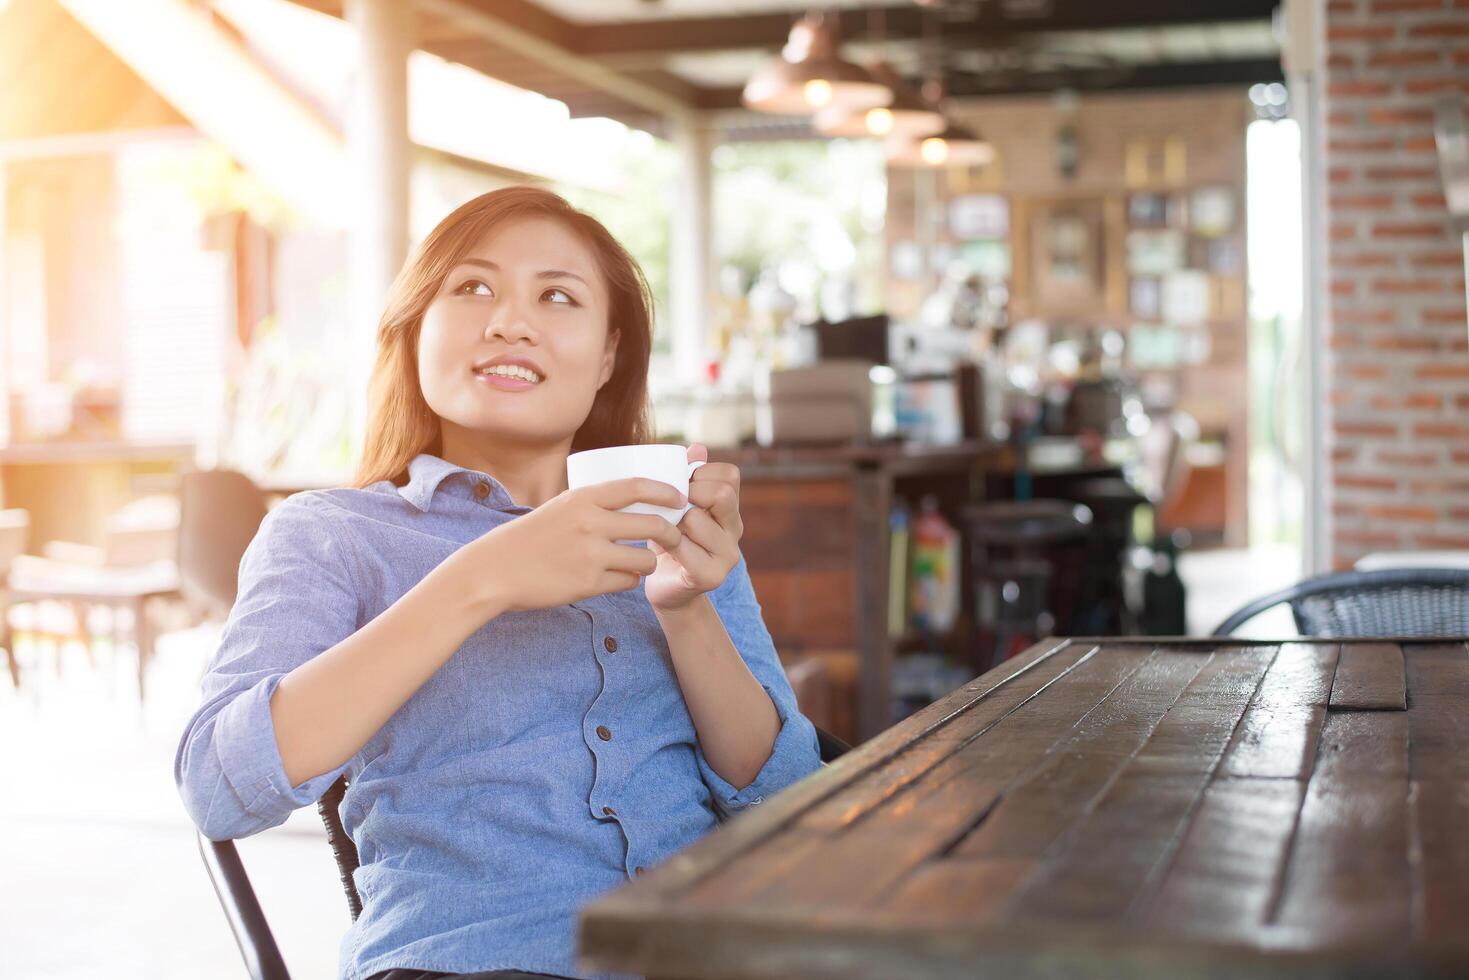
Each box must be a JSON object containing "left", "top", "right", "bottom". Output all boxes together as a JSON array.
[{"left": 679, "top": 459, "right": 705, "bottom": 519}]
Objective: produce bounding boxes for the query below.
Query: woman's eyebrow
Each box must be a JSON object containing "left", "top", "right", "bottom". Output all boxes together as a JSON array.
[{"left": 457, "top": 257, "right": 588, "bottom": 286}]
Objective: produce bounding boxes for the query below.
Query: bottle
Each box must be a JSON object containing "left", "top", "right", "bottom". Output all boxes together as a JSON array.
[
  {"left": 910, "top": 495, "right": 961, "bottom": 634},
  {"left": 888, "top": 499, "right": 911, "bottom": 640}
]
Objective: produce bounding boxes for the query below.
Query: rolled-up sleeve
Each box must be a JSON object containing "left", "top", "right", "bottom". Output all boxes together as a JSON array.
[
  {"left": 174, "top": 493, "right": 364, "bottom": 841},
  {"left": 699, "top": 557, "right": 821, "bottom": 819}
]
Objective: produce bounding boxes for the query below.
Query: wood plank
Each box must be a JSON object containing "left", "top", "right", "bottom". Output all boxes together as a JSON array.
[
  {"left": 1405, "top": 644, "right": 1469, "bottom": 944},
  {"left": 1406, "top": 694, "right": 1469, "bottom": 781},
  {"left": 794, "top": 642, "right": 1105, "bottom": 832},
  {"left": 688, "top": 646, "right": 1171, "bottom": 912},
  {"left": 1132, "top": 646, "right": 1276, "bottom": 772},
  {"left": 1411, "top": 779, "right": 1469, "bottom": 944},
  {"left": 882, "top": 858, "right": 1036, "bottom": 927},
  {"left": 1219, "top": 643, "right": 1340, "bottom": 780},
  {"left": 1329, "top": 642, "right": 1407, "bottom": 711},
  {"left": 691, "top": 776, "right": 1008, "bottom": 910},
  {"left": 1312, "top": 708, "right": 1410, "bottom": 780},
  {"left": 1404, "top": 642, "right": 1469, "bottom": 698},
  {"left": 1218, "top": 704, "right": 1328, "bottom": 781},
  {"left": 1273, "top": 777, "right": 1412, "bottom": 945},
  {"left": 1272, "top": 709, "right": 1412, "bottom": 945},
  {"left": 1405, "top": 644, "right": 1469, "bottom": 780},
  {"left": 999, "top": 770, "right": 1210, "bottom": 923},
  {"left": 688, "top": 647, "right": 1145, "bottom": 910},
  {"left": 1134, "top": 777, "right": 1306, "bottom": 939},
  {"left": 952, "top": 648, "right": 1212, "bottom": 862},
  {"left": 1254, "top": 642, "right": 1341, "bottom": 710},
  {"left": 987, "top": 649, "right": 1270, "bottom": 924}
]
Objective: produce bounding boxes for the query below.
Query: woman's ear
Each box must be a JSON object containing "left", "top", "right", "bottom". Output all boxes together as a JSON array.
[{"left": 597, "top": 329, "right": 619, "bottom": 389}]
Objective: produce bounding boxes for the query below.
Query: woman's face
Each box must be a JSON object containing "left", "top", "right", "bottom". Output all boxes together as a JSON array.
[{"left": 417, "top": 216, "right": 617, "bottom": 450}]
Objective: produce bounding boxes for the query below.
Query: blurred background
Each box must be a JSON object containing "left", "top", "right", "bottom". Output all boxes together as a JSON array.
[{"left": 0, "top": 0, "right": 1465, "bottom": 976}]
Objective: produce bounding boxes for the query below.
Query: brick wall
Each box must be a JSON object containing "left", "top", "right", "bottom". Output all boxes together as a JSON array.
[{"left": 1324, "top": 0, "right": 1469, "bottom": 567}]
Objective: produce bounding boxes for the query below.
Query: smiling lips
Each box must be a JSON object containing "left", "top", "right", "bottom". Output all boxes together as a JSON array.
[
  {"left": 475, "top": 363, "right": 542, "bottom": 383},
  {"left": 471, "top": 358, "right": 544, "bottom": 391}
]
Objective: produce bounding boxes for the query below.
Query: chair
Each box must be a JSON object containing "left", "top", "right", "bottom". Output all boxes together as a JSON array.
[
  {"left": 3, "top": 493, "right": 180, "bottom": 698},
  {"left": 963, "top": 499, "right": 1094, "bottom": 670},
  {"left": 1212, "top": 567, "right": 1469, "bottom": 637},
  {"left": 0, "top": 509, "right": 32, "bottom": 688},
  {"left": 179, "top": 469, "right": 269, "bottom": 623},
  {"left": 199, "top": 727, "right": 853, "bottom": 980}
]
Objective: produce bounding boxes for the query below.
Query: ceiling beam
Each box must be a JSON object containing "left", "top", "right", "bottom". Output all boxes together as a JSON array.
[
  {"left": 573, "top": 1, "right": 1281, "bottom": 58},
  {"left": 416, "top": 0, "right": 697, "bottom": 119},
  {"left": 696, "top": 56, "right": 1285, "bottom": 108}
]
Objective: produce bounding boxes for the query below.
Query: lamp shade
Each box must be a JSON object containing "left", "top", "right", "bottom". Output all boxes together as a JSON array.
[
  {"left": 887, "top": 121, "right": 996, "bottom": 168},
  {"left": 742, "top": 11, "right": 893, "bottom": 115},
  {"left": 813, "top": 62, "right": 946, "bottom": 139}
]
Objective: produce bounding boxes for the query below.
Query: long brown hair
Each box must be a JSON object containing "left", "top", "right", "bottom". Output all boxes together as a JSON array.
[{"left": 352, "top": 186, "right": 656, "bottom": 489}]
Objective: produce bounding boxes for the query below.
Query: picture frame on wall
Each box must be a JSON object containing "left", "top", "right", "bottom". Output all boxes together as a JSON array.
[
  {"left": 1130, "top": 276, "right": 1162, "bottom": 320},
  {"left": 1190, "top": 185, "right": 1236, "bottom": 238},
  {"left": 1127, "top": 229, "right": 1186, "bottom": 276},
  {"left": 1127, "top": 192, "right": 1170, "bottom": 228},
  {"left": 1024, "top": 197, "right": 1109, "bottom": 318},
  {"left": 948, "top": 194, "right": 1009, "bottom": 240}
]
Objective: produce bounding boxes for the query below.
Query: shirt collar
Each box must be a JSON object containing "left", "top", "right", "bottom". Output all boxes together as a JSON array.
[{"left": 399, "top": 453, "right": 528, "bottom": 513}]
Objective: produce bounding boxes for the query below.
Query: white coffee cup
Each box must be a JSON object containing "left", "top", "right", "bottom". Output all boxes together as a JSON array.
[{"left": 566, "top": 444, "right": 705, "bottom": 526}]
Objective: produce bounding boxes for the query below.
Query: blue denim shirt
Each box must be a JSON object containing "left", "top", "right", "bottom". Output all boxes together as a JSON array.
[{"left": 174, "top": 453, "right": 821, "bottom": 980}]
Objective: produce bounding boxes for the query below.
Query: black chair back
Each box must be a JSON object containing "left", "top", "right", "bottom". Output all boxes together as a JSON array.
[{"left": 1213, "top": 567, "right": 1469, "bottom": 637}]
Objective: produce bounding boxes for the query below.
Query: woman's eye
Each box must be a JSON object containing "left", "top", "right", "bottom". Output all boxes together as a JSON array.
[
  {"left": 455, "top": 279, "right": 492, "bottom": 296},
  {"left": 543, "top": 288, "right": 577, "bottom": 306}
]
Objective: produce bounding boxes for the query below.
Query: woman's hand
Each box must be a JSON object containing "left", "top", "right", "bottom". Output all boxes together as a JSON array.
[
  {"left": 461, "top": 478, "right": 685, "bottom": 615},
  {"left": 645, "top": 444, "right": 745, "bottom": 613}
]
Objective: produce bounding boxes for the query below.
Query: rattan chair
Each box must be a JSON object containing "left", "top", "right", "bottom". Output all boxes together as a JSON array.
[
  {"left": 1212, "top": 567, "right": 1469, "bottom": 637},
  {"left": 198, "top": 726, "right": 853, "bottom": 980}
]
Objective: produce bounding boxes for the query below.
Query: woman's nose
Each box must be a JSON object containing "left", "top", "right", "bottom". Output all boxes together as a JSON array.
[{"left": 483, "top": 299, "right": 536, "bottom": 344}]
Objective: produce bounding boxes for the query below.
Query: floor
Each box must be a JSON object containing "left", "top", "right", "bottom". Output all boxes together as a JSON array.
[
  {"left": 0, "top": 625, "right": 347, "bottom": 980},
  {"left": 0, "top": 544, "right": 1297, "bottom": 979}
]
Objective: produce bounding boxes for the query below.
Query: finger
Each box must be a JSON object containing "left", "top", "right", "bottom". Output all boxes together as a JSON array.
[
  {"left": 585, "top": 477, "right": 685, "bottom": 512},
  {"left": 597, "top": 570, "right": 642, "bottom": 594},
  {"left": 687, "top": 480, "right": 741, "bottom": 536},
  {"left": 689, "top": 461, "right": 739, "bottom": 491},
  {"left": 677, "top": 506, "right": 732, "bottom": 564},
  {"left": 667, "top": 531, "right": 720, "bottom": 584},
  {"left": 607, "top": 512, "right": 682, "bottom": 552},
  {"left": 604, "top": 542, "right": 658, "bottom": 578},
  {"left": 687, "top": 443, "right": 710, "bottom": 465}
]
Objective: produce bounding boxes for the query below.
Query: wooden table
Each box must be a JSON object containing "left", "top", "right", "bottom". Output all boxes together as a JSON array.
[{"left": 580, "top": 638, "right": 1469, "bottom": 979}]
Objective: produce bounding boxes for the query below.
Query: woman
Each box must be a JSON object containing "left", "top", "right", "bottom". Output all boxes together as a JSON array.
[{"left": 175, "top": 186, "right": 821, "bottom": 980}]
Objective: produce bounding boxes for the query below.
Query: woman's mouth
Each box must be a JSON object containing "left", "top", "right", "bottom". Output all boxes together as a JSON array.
[{"left": 472, "top": 364, "right": 544, "bottom": 391}]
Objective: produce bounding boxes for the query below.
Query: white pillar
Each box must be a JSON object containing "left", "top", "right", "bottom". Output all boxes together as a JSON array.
[
  {"left": 347, "top": 0, "right": 413, "bottom": 457},
  {"left": 1284, "top": 0, "right": 1328, "bottom": 576},
  {"left": 669, "top": 117, "right": 714, "bottom": 385}
]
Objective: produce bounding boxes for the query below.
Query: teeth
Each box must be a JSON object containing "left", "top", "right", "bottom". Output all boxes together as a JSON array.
[{"left": 477, "top": 364, "right": 541, "bottom": 383}]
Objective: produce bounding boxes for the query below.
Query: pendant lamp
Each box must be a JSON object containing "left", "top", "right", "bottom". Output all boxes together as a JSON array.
[
  {"left": 742, "top": 11, "right": 893, "bottom": 115},
  {"left": 812, "top": 62, "right": 946, "bottom": 139},
  {"left": 887, "top": 121, "right": 996, "bottom": 168}
]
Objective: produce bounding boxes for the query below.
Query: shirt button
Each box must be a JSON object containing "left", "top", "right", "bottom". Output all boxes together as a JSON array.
[
  {"left": 603, "top": 636, "right": 618, "bottom": 653},
  {"left": 602, "top": 805, "right": 616, "bottom": 817},
  {"left": 473, "top": 482, "right": 490, "bottom": 500},
  {"left": 634, "top": 866, "right": 645, "bottom": 877},
  {"left": 596, "top": 725, "right": 612, "bottom": 741}
]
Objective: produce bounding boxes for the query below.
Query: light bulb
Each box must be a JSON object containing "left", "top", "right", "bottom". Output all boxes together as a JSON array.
[
  {"left": 920, "top": 137, "right": 948, "bottom": 165},
  {"left": 865, "top": 107, "right": 894, "bottom": 136},
  {"left": 803, "top": 78, "right": 833, "bottom": 107}
]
